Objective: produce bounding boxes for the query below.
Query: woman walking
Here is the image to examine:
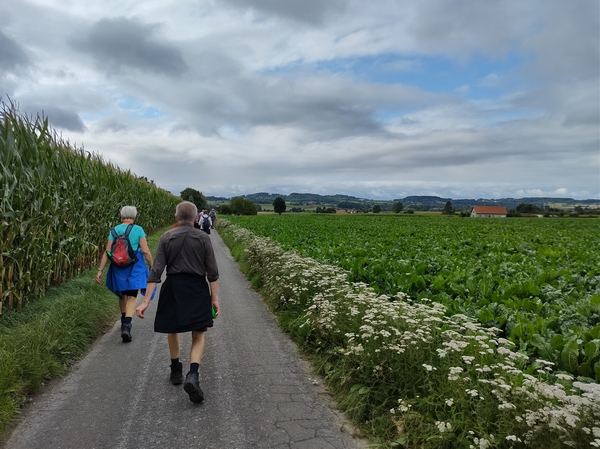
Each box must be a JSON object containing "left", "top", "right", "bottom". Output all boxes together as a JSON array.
[{"left": 96, "top": 206, "right": 153, "bottom": 342}]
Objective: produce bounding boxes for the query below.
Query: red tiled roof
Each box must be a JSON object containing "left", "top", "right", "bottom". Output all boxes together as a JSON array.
[{"left": 472, "top": 206, "right": 507, "bottom": 214}]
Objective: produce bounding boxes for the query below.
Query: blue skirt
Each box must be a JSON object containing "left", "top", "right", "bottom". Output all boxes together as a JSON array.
[{"left": 106, "top": 252, "right": 150, "bottom": 299}]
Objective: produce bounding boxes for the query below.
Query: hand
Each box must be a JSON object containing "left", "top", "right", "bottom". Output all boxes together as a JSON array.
[
  {"left": 136, "top": 301, "right": 149, "bottom": 319},
  {"left": 95, "top": 271, "right": 102, "bottom": 284},
  {"left": 212, "top": 300, "right": 220, "bottom": 317}
]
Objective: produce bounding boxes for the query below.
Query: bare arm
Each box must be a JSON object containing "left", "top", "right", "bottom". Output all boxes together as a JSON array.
[
  {"left": 139, "top": 237, "right": 153, "bottom": 267},
  {"left": 95, "top": 240, "right": 112, "bottom": 284}
]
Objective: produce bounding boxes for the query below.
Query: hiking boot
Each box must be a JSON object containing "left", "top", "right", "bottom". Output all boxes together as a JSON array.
[
  {"left": 170, "top": 362, "right": 183, "bottom": 385},
  {"left": 121, "top": 323, "right": 132, "bottom": 342},
  {"left": 183, "top": 371, "right": 204, "bottom": 403}
]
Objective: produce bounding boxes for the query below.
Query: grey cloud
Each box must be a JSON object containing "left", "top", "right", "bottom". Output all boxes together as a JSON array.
[
  {"left": 24, "top": 105, "right": 86, "bottom": 132},
  {"left": 171, "top": 64, "right": 427, "bottom": 140},
  {"left": 187, "top": 85, "right": 382, "bottom": 139},
  {"left": 71, "top": 17, "right": 187, "bottom": 77},
  {"left": 408, "top": 0, "right": 531, "bottom": 57},
  {"left": 221, "top": 0, "right": 348, "bottom": 24},
  {"left": 513, "top": 80, "right": 599, "bottom": 129},
  {"left": 93, "top": 118, "right": 129, "bottom": 133},
  {"left": 522, "top": 1, "right": 599, "bottom": 83},
  {"left": 0, "top": 29, "right": 28, "bottom": 71},
  {"left": 0, "top": 80, "right": 17, "bottom": 99}
]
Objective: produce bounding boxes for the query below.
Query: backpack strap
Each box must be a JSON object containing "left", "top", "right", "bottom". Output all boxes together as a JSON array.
[
  {"left": 166, "top": 228, "right": 193, "bottom": 266},
  {"left": 124, "top": 223, "right": 134, "bottom": 236},
  {"left": 111, "top": 223, "right": 134, "bottom": 239}
]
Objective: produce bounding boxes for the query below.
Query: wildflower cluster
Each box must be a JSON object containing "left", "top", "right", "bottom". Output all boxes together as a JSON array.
[{"left": 218, "top": 220, "right": 600, "bottom": 448}]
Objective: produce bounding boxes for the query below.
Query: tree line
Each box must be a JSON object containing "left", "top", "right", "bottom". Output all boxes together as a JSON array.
[{"left": 181, "top": 187, "right": 599, "bottom": 218}]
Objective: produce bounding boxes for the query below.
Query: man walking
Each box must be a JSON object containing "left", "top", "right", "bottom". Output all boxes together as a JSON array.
[
  {"left": 208, "top": 208, "right": 216, "bottom": 228},
  {"left": 136, "top": 201, "right": 220, "bottom": 403}
]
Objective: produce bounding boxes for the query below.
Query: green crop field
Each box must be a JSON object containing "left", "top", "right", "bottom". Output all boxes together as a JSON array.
[{"left": 224, "top": 214, "right": 600, "bottom": 380}]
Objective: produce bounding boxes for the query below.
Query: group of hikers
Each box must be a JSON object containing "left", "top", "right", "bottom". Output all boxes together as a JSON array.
[
  {"left": 95, "top": 202, "right": 219, "bottom": 404},
  {"left": 197, "top": 208, "right": 216, "bottom": 233}
]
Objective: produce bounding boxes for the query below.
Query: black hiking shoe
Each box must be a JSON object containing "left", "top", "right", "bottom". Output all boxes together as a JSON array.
[
  {"left": 121, "top": 323, "right": 132, "bottom": 342},
  {"left": 170, "top": 362, "right": 183, "bottom": 385},
  {"left": 183, "top": 371, "right": 204, "bottom": 403}
]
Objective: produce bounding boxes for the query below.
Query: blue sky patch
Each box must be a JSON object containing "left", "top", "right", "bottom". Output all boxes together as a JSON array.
[
  {"left": 321, "top": 52, "right": 525, "bottom": 99},
  {"left": 115, "top": 95, "right": 164, "bottom": 119},
  {"left": 266, "top": 52, "right": 526, "bottom": 102}
]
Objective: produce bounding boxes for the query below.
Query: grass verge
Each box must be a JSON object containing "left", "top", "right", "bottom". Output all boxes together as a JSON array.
[{"left": 0, "top": 224, "right": 171, "bottom": 440}]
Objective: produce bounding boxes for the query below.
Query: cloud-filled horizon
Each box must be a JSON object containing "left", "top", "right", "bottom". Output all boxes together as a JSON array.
[{"left": 1, "top": 0, "right": 598, "bottom": 200}]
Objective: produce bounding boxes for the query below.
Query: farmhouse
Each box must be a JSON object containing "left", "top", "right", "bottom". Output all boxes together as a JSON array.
[{"left": 470, "top": 206, "right": 508, "bottom": 218}]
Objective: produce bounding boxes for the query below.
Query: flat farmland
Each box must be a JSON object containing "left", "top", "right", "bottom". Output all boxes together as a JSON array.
[{"left": 225, "top": 214, "right": 600, "bottom": 379}]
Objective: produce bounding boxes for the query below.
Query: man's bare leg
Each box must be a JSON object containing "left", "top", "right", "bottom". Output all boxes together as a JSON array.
[
  {"left": 168, "top": 333, "right": 180, "bottom": 359},
  {"left": 190, "top": 331, "right": 205, "bottom": 364}
]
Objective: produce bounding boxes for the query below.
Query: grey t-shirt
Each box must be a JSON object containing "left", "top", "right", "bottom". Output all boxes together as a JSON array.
[{"left": 147, "top": 222, "right": 219, "bottom": 284}]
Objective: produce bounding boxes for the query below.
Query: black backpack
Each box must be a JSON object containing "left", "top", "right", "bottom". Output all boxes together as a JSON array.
[{"left": 108, "top": 224, "right": 137, "bottom": 268}]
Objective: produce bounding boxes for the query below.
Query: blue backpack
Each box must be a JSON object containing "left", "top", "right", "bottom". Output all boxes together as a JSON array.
[{"left": 200, "top": 214, "right": 210, "bottom": 230}]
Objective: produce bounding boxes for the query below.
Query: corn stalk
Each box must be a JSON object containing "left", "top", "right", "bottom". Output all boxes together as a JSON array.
[{"left": 0, "top": 100, "right": 180, "bottom": 313}]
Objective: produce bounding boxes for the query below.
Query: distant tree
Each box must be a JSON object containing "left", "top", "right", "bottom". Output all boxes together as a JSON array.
[
  {"left": 180, "top": 187, "right": 207, "bottom": 210},
  {"left": 316, "top": 207, "right": 337, "bottom": 214},
  {"left": 372, "top": 204, "right": 381, "bottom": 213},
  {"left": 228, "top": 197, "right": 258, "bottom": 215},
  {"left": 338, "top": 201, "right": 364, "bottom": 210},
  {"left": 218, "top": 204, "right": 232, "bottom": 215},
  {"left": 273, "top": 196, "right": 286, "bottom": 215},
  {"left": 442, "top": 201, "right": 454, "bottom": 215},
  {"left": 516, "top": 203, "right": 542, "bottom": 214},
  {"left": 392, "top": 201, "right": 404, "bottom": 213}
]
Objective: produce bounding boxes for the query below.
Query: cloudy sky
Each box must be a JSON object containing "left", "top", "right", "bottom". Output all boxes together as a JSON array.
[{"left": 1, "top": 0, "right": 598, "bottom": 200}]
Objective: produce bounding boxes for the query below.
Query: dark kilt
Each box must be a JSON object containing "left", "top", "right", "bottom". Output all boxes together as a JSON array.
[{"left": 154, "top": 273, "right": 213, "bottom": 333}]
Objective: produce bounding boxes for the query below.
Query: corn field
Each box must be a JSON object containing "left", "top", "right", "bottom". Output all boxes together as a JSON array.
[{"left": 0, "top": 101, "right": 180, "bottom": 314}]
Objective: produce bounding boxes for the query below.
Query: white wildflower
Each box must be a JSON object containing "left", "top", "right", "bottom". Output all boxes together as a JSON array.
[
  {"left": 435, "top": 421, "right": 452, "bottom": 432},
  {"left": 555, "top": 373, "right": 573, "bottom": 381},
  {"left": 474, "top": 437, "right": 490, "bottom": 449},
  {"left": 498, "top": 402, "right": 516, "bottom": 410}
]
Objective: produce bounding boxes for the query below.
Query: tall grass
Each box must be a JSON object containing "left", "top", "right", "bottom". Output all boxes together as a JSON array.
[{"left": 0, "top": 100, "right": 179, "bottom": 313}]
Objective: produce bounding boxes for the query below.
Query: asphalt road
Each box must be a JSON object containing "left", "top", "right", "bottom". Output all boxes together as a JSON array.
[{"left": 2, "top": 229, "right": 367, "bottom": 449}]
